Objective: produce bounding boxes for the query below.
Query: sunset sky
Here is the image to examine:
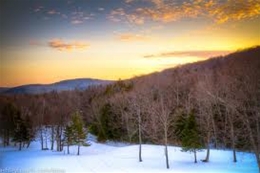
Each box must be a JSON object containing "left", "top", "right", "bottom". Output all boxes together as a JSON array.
[{"left": 1, "top": 0, "right": 259, "bottom": 87}]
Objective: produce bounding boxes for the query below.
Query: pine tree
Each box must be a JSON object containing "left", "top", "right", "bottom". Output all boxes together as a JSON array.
[
  {"left": 13, "top": 112, "right": 29, "bottom": 150},
  {"left": 1, "top": 103, "right": 18, "bottom": 146},
  {"left": 71, "top": 111, "right": 86, "bottom": 155},
  {"left": 175, "top": 111, "right": 203, "bottom": 163}
]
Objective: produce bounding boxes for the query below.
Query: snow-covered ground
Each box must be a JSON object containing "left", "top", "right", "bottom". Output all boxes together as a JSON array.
[{"left": 0, "top": 140, "right": 258, "bottom": 173}]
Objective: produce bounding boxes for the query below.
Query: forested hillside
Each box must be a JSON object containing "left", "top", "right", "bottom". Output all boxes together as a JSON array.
[{"left": 0, "top": 46, "right": 259, "bottom": 169}]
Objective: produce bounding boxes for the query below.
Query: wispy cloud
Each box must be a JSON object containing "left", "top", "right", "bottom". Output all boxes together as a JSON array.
[
  {"left": 108, "top": 8, "right": 145, "bottom": 25},
  {"left": 111, "top": 0, "right": 260, "bottom": 24},
  {"left": 34, "top": 6, "right": 44, "bottom": 13},
  {"left": 98, "top": 7, "right": 104, "bottom": 11},
  {"left": 48, "top": 39, "right": 89, "bottom": 51},
  {"left": 144, "top": 50, "right": 231, "bottom": 58},
  {"left": 47, "top": 10, "right": 60, "bottom": 15},
  {"left": 125, "top": 0, "right": 134, "bottom": 3},
  {"left": 117, "top": 33, "right": 150, "bottom": 42},
  {"left": 71, "top": 20, "right": 84, "bottom": 24},
  {"left": 32, "top": 5, "right": 94, "bottom": 25},
  {"left": 70, "top": 11, "right": 94, "bottom": 24}
]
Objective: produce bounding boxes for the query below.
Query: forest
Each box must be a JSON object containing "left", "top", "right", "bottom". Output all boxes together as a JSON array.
[{"left": 0, "top": 46, "right": 259, "bottom": 170}]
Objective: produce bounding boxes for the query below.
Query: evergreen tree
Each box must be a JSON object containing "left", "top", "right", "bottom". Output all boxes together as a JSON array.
[
  {"left": 71, "top": 111, "right": 86, "bottom": 155},
  {"left": 174, "top": 109, "right": 187, "bottom": 141},
  {"left": 13, "top": 112, "right": 29, "bottom": 150},
  {"left": 1, "top": 103, "right": 18, "bottom": 146},
  {"left": 175, "top": 111, "right": 203, "bottom": 163}
]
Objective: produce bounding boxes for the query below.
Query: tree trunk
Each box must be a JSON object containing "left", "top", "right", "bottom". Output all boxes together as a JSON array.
[
  {"left": 67, "top": 144, "right": 70, "bottom": 154},
  {"left": 203, "top": 130, "right": 211, "bottom": 162},
  {"left": 194, "top": 150, "right": 197, "bottom": 163},
  {"left": 40, "top": 126, "right": 44, "bottom": 150},
  {"left": 138, "top": 112, "right": 142, "bottom": 162},
  {"left": 7, "top": 130, "right": 10, "bottom": 146},
  {"left": 164, "top": 123, "right": 169, "bottom": 169},
  {"left": 51, "top": 125, "right": 54, "bottom": 150},
  {"left": 3, "top": 130, "right": 9, "bottom": 147},
  {"left": 139, "top": 134, "right": 142, "bottom": 162},
  {"left": 165, "top": 145, "right": 169, "bottom": 169},
  {"left": 60, "top": 126, "right": 63, "bottom": 151},
  {"left": 27, "top": 141, "right": 31, "bottom": 148},
  {"left": 61, "top": 140, "right": 63, "bottom": 151},
  {"left": 233, "top": 149, "right": 237, "bottom": 163},
  {"left": 56, "top": 125, "right": 61, "bottom": 151},
  {"left": 45, "top": 128, "right": 48, "bottom": 149},
  {"left": 228, "top": 111, "right": 237, "bottom": 163},
  {"left": 203, "top": 144, "right": 210, "bottom": 162},
  {"left": 19, "top": 141, "right": 22, "bottom": 151},
  {"left": 77, "top": 144, "right": 80, "bottom": 155}
]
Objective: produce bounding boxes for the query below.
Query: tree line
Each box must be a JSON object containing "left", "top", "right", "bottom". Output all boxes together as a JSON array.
[{"left": 0, "top": 46, "right": 259, "bottom": 170}]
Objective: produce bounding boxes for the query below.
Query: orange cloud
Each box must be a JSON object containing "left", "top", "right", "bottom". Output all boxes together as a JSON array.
[
  {"left": 117, "top": 33, "right": 150, "bottom": 42},
  {"left": 108, "top": 8, "right": 144, "bottom": 25},
  {"left": 48, "top": 39, "right": 89, "bottom": 51},
  {"left": 144, "top": 50, "right": 231, "bottom": 58},
  {"left": 209, "top": 0, "right": 260, "bottom": 23},
  {"left": 111, "top": 0, "right": 260, "bottom": 24}
]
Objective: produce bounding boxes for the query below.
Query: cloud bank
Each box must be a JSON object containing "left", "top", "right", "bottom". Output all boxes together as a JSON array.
[{"left": 109, "top": 0, "right": 260, "bottom": 24}]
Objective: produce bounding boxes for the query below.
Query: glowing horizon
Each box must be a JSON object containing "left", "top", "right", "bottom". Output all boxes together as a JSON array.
[{"left": 1, "top": 0, "right": 259, "bottom": 87}]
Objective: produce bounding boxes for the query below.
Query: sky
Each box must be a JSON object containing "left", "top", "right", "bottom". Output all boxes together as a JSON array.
[{"left": 0, "top": 0, "right": 259, "bottom": 87}]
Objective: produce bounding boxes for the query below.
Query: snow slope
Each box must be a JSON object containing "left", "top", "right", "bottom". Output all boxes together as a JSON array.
[{"left": 0, "top": 141, "right": 258, "bottom": 173}]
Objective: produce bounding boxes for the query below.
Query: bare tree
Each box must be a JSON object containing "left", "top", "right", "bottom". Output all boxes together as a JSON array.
[
  {"left": 157, "top": 92, "right": 173, "bottom": 169},
  {"left": 128, "top": 93, "right": 149, "bottom": 162}
]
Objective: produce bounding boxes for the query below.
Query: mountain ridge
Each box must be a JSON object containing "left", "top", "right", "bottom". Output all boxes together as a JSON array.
[{"left": 0, "top": 78, "right": 113, "bottom": 95}]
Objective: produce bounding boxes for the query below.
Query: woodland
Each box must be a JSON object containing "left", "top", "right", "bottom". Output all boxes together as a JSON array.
[{"left": 0, "top": 46, "right": 259, "bottom": 170}]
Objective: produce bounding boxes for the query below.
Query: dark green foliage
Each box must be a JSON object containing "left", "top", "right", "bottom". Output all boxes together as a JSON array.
[
  {"left": 91, "top": 103, "right": 125, "bottom": 142},
  {"left": 71, "top": 111, "right": 86, "bottom": 144},
  {"left": 12, "top": 112, "right": 30, "bottom": 150},
  {"left": 24, "top": 114, "right": 35, "bottom": 148},
  {"left": 63, "top": 111, "right": 87, "bottom": 155},
  {"left": 104, "top": 80, "right": 134, "bottom": 95},
  {"left": 174, "top": 110, "right": 203, "bottom": 163},
  {"left": 0, "top": 103, "right": 18, "bottom": 146},
  {"left": 181, "top": 112, "right": 203, "bottom": 152},
  {"left": 88, "top": 124, "right": 99, "bottom": 136},
  {"left": 71, "top": 111, "right": 87, "bottom": 155},
  {"left": 0, "top": 102, "right": 34, "bottom": 149},
  {"left": 174, "top": 109, "right": 187, "bottom": 141}
]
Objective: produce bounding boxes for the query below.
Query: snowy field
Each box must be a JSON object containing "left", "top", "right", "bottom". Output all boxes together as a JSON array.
[{"left": 0, "top": 140, "right": 258, "bottom": 173}]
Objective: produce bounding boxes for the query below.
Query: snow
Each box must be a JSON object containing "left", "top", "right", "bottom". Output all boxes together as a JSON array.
[{"left": 0, "top": 140, "right": 258, "bottom": 173}]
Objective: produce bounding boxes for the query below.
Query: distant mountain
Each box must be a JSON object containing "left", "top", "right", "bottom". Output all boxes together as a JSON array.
[{"left": 0, "top": 78, "right": 112, "bottom": 94}]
